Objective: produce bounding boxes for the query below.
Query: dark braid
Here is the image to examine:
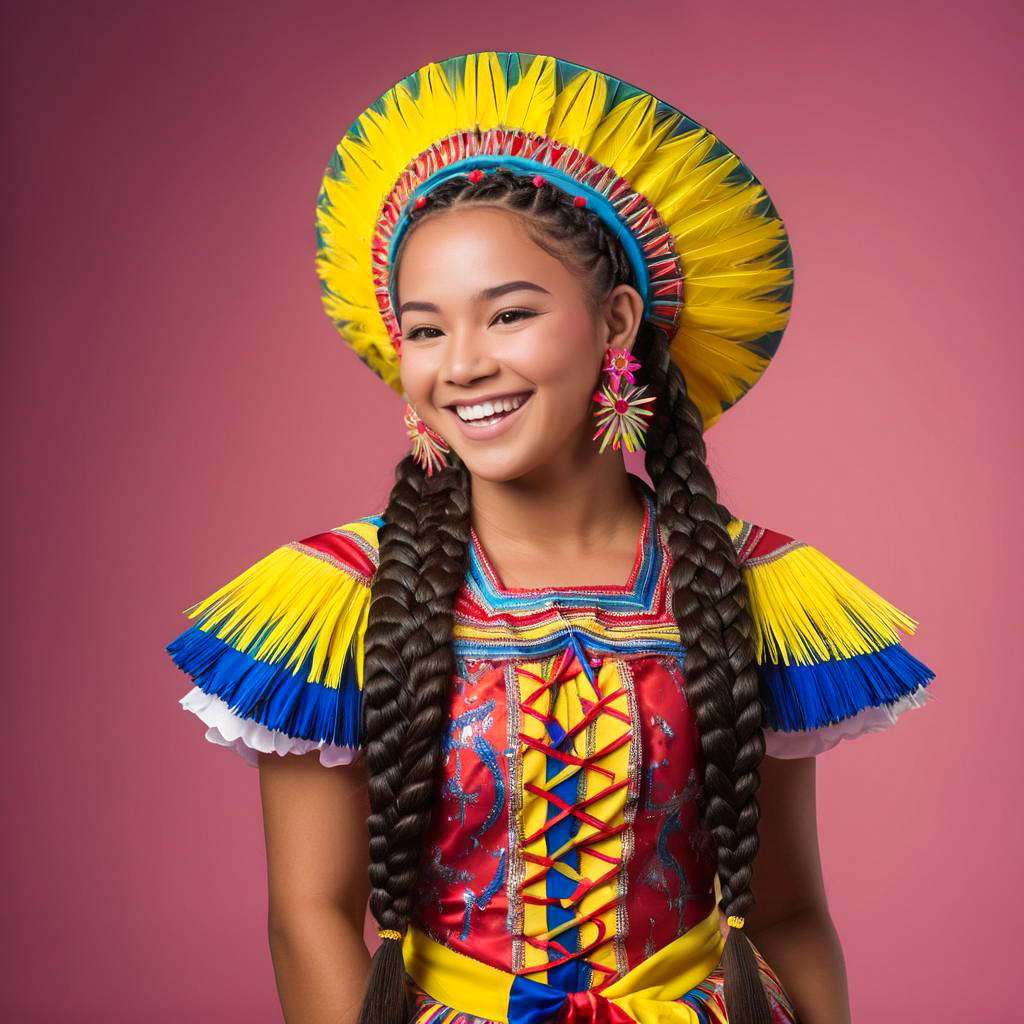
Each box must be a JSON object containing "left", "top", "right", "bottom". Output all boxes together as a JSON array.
[
  {"left": 358, "top": 454, "right": 471, "bottom": 1024},
  {"left": 638, "top": 322, "right": 771, "bottom": 1020},
  {"left": 357, "top": 167, "right": 771, "bottom": 1024}
]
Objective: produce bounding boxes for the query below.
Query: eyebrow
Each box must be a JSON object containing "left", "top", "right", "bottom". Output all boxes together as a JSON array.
[{"left": 398, "top": 280, "right": 550, "bottom": 318}]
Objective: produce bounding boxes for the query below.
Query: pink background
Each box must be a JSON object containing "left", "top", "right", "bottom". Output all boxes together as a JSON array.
[{"left": 4, "top": 2, "right": 1017, "bottom": 1019}]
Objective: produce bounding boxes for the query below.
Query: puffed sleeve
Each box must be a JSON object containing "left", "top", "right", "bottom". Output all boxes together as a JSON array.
[
  {"left": 165, "top": 515, "right": 382, "bottom": 767},
  {"left": 729, "top": 517, "right": 936, "bottom": 759}
]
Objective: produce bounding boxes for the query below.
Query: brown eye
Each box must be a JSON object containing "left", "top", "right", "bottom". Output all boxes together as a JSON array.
[
  {"left": 405, "top": 325, "right": 442, "bottom": 341},
  {"left": 493, "top": 308, "right": 535, "bottom": 325}
]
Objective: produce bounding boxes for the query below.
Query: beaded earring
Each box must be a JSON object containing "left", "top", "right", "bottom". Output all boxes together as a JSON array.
[
  {"left": 404, "top": 402, "right": 451, "bottom": 476},
  {"left": 591, "top": 347, "right": 656, "bottom": 454}
]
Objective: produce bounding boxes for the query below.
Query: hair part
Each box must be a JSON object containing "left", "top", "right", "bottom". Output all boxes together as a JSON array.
[{"left": 358, "top": 168, "right": 773, "bottom": 1024}]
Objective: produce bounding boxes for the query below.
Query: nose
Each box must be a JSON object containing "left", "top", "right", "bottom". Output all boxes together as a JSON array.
[{"left": 440, "top": 324, "right": 500, "bottom": 386}]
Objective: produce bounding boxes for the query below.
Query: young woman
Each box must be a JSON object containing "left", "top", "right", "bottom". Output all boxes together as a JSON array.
[{"left": 167, "top": 52, "right": 935, "bottom": 1024}]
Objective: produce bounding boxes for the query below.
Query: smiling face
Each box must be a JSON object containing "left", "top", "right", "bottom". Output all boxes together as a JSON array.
[{"left": 394, "top": 204, "right": 644, "bottom": 483}]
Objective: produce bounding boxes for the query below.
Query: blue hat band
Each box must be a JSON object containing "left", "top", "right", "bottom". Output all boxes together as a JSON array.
[{"left": 386, "top": 155, "right": 651, "bottom": 316}]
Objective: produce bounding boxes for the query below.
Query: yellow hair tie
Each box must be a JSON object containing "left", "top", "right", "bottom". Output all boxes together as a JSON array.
[
  {"left": 726, "top": 915, "right": 746, "bottom": 930},
  {"left": 378, "top": 928, "right": 403, "bottom": 941}
]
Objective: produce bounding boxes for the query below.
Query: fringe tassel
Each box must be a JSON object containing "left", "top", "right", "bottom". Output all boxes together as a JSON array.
[
  {"left": 166, "top": 541, "right": 373, "bottom": 746},
  {"left": 743, "top": 542, "right": 918, "bottom": 665},
  {"left": 741, "top": 541, "right": 936, "bottom": 733},
  {"left": 757, "top": 645, "right": 935, "bottom": 733}
]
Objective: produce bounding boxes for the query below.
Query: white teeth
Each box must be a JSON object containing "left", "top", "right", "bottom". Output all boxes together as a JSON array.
[{"left": 455, "top": 393, "right": 529, "bottom": 422}]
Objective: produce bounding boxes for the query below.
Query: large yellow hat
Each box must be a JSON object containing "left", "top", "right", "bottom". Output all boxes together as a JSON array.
[{"left": 314, "top": 51, "right": 793, "bottom": 431}]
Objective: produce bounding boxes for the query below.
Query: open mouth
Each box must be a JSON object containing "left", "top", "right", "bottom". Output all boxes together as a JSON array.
[{"left": 448, "top": 390, "right": 534, "bottom": 429}]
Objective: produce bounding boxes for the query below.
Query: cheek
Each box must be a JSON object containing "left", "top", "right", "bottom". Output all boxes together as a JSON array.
[
  {"left": 508, "top": 323, "right": 600, "bottom": 447},
  {"left": 512, "top": 311, "right": 598, "bottom": 396},
  {"left": 398, "top": 350, "right": 436, "bottom": 404}
]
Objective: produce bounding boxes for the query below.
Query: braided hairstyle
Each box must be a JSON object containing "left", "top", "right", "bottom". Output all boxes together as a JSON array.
[{"left": 356, "top": 167, "right": 772, "bottom": 1024}]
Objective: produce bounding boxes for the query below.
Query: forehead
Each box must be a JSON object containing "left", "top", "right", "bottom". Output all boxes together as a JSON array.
[{"left": 394, "top": 206, "right": 571, "bottom": 296}]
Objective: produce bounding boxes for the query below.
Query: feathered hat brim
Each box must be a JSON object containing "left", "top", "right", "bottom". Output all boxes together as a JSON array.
[{"left": 315, "top": 51, "right": 793, "bottom": 431}]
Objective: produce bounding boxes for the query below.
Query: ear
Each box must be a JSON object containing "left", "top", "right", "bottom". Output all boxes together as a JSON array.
[{"left": 599, "top": 284, "right": 645, "bottom": 356}]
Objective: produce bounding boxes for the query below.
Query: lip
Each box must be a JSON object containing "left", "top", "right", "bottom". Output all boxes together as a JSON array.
[
  {"left": 444, "top": 389, "right": 534, "bottom": 410},
  {"left": 445, "top": 390, "right": 534, "bottom": 441}
]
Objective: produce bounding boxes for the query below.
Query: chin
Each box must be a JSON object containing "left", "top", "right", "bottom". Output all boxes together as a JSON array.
[
  {"left": 452, "top": 444, "right": 540, "bottom": 483},
  {"left": 456, "top": 453, "right": 529, "bottom": 485},
  {"left": 457, "top": 440, "right": 566, "bottom": 486}
]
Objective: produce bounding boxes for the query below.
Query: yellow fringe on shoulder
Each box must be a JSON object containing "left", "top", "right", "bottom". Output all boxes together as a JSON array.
[
  {"left": 740, "top": 542, "right": 919, "bottom": 668},
  {"left": 184, "top": 538, "right": 373, "bottom": 690}
]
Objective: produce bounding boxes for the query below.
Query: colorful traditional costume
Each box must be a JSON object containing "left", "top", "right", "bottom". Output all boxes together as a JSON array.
[{"left": 166, "top": 51, "right": 936, "bottom": 1024}]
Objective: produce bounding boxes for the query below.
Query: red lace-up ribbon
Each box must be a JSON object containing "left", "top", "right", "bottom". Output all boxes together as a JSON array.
[{"left": 515, "top": 639, "right": 634, "bottom": 992}]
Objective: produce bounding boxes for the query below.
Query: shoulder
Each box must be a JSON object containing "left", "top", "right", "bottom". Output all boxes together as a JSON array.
[
  {"left": 726, "top": 514, "right": 798, "bottom": 567},
  {"left": 292, "top": 513, "right": 384, "bottom": 583},
  {"left": 179, "top": 511, "right": 385, "bottom": 656},
  {"left": 725, "top": 512, "right": 935, "bottom": 758},
  {"left": 165, "top": 511, "right": 385, "bottom": 767}
]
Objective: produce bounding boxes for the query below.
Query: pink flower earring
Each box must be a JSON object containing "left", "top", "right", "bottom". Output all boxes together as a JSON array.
[
  {"left": 403, "top": 402, "right": 451, "bottom": 476},
  {"left": 592, "top": 347, "right": 656, "bottom": 454}
]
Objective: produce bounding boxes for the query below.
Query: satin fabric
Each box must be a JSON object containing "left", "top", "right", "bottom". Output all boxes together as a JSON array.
[{"left": 402, "top": 904, "right": 726, "bottom": 1024}]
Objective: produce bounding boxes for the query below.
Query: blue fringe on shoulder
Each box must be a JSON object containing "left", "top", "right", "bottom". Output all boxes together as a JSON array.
[
  {"left": 166, "top": 624, "right": 363, "bottom": 748},
  {"left": 758, "top": 642, "right": 935, "bottom": 733}
]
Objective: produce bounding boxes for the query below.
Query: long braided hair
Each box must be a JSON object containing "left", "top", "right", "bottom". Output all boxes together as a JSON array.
[{"left": 356, "top": 168, "right": 772, "bottom": 1024}]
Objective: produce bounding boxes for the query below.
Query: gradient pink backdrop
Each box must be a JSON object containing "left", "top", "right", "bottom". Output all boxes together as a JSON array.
[{"left": 3, "top": 1, "right": 1017, "bottom": 1019}]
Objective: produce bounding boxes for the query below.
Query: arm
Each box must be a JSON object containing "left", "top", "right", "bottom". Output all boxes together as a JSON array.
[
  {"left": 743, "top": 754, "right": 850, "bottom": 1024},
  {"left": 723, "top": 515, "right": 936, "bottom": 1019},
  {"left": 259, "top": 750, "right": 373, "bottom": 1024}
]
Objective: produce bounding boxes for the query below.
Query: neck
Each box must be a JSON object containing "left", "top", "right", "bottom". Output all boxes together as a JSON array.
[{"left": 468, "top": 453, "right": 648, "bottom": 567}]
